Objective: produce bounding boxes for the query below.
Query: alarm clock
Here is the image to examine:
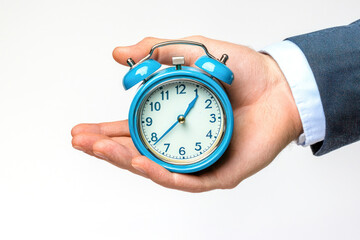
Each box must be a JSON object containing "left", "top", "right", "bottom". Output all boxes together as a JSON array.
[{"left": 123, "top": 40, "right": 234, "bottom": 173}]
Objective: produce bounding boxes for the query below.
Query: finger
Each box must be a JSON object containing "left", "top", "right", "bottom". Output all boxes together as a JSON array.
[
  {"left": 71, "top": 120, "right": 130, "bottom": 137},
  {"left": 92, "top": 138, "right": 134, "bottom": 170},
  {"left": 72, "top": 133, "right": 110, "bottom": 153},
  {"left": 113, "top": 37, "right": 169, "bottom": 65},
  {"left": 131, "top": 156, "right": 218, "bottom": 193},
  {"left": 113, "top": 36, "right": 235, "bottom": 67},
  {"left": 112, "top": 136, "right": 141, "bottom": 158},
  {"left": 92, "top": 139, "right": 148, "bottom": 177}
]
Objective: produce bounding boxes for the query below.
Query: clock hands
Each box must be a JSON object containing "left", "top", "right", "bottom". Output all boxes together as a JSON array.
[
  {"left": 154, "top": 91, "right": 198, "bottom": 145},
  {"left": 183, "top": 93, "right": 198, "bottom": 118},
  {"left": 154, "top": 119, "right": 179, "bottom": 145}
]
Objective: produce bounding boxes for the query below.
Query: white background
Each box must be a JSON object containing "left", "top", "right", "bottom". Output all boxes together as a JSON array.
[{"left": 1, "top": 0, "right": 359, "bottom": 239}]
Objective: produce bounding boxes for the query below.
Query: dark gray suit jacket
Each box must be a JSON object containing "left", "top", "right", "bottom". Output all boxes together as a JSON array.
[{"left": 287, "top": 20, "right": 360, "bottom": 156}]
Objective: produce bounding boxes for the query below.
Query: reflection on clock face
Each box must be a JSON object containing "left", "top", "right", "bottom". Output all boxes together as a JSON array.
[{"left": 138, "top": 79, "right": 225, "bottom": 165}]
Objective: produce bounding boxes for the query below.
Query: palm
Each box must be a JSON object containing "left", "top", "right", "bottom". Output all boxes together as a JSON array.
[{"left": 72, "top": 36, "right": 301, "bottom": 192}]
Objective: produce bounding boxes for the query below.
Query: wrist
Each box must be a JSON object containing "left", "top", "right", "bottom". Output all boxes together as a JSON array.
[{"left": 262, "top": 53, "right": 303, "bottom": 142}]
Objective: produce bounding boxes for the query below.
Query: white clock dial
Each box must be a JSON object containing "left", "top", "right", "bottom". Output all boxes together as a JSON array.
[{"left": 138, "top": 79, "right": 225, "bottom": 165}]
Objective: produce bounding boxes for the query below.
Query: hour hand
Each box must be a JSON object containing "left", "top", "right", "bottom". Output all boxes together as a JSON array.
[{"left": 183, "top": 93, "right": 198, "bottom": 118}]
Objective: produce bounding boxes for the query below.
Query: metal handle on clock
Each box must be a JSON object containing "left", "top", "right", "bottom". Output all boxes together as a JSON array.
[{"left": 127, "top": 40, "right": 229, "bottom": 69}]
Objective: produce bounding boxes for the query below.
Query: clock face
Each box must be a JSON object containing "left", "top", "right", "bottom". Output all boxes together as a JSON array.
[{"left": 137, "top": 79, "right": 225, "bottom": 165}]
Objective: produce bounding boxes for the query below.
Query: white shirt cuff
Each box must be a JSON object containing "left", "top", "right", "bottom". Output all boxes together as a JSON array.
[{"left": 261, "top": 40, "right": 326, "bottom": 146}]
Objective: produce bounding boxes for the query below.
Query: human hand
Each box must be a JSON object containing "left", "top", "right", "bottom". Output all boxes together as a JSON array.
[{"left": 71, "top": 36, "right": 302, "bottom": 192}]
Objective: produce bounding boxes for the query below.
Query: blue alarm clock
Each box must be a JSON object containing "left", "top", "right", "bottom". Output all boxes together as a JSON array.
[{"left": 123, "top": 40, "right": 234, "bottom": 173}]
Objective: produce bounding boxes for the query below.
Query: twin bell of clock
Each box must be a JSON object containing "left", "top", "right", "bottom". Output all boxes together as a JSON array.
[{"left": 122, "top": 40, "right": 234, "bottom": 173}]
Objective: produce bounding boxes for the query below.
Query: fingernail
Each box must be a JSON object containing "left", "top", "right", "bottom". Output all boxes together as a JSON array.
[
  {"left": 73, "top": 145, "right": 84, "bottom": 152},
  {"left": 132, "top": 164, "right": 147, "bottom": 176},
  {"left": 93, "top": 151, "right": 108, "bottom": 160}
]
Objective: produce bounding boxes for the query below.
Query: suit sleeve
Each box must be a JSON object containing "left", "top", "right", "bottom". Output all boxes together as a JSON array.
[{"left": 287, "top": 20, "right": 360, "bottom": 156}]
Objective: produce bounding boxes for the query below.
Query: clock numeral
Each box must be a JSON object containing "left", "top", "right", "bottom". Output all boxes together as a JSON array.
[
  {"left": 209, "top": 114, "right": 216, "bottom": 123},
  {"left": 145, "top": 117, "right": 152, "bottom": 126},
  {"left": 206, "top": 130, "right": 212, "bottom": 139},
  {"left": 205, "top": 99, "right": 212, "bottom": 109},
  {"left": 175, "top": 84, "right": 186, "bottom": 94},
  {"left": 161, "top": 90, "right": 169, "bottom": 100},
  {"left": 194, "top": 89, "right": 198, "bottom": 96},
  {"left": 195, "top": 142, "right": 202, "bottom": 151},
  {"left": 150, "top": 102, "right": 161, "bottom": 111},
  {"left": 179, "top": 147, "right": 186, "bottom": 156},
  {"left": 151, "top": 132, "right": 158, "bottom": 142},
  {"left": 164, "top": 143, "right": 170, "bottom": 152}
]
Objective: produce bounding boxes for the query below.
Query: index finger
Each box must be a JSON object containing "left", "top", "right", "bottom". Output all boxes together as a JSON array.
[{"left": 71, "top": 120, "right": 130, "bottom": 137}]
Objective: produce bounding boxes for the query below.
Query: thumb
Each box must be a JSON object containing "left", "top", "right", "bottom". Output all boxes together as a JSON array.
[{"left": 112, "top": 37, "right": 168, "bottom": 66}]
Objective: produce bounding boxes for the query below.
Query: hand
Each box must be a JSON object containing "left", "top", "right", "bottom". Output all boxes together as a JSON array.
[{"left": 71, "top": 36, "right": 302, "bottom": 192}]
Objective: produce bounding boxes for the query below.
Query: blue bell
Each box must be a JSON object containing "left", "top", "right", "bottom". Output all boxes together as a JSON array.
[
  {"left": 123, "top": 59, "right": 161, "bottom": 90},
  {"left": 195, "top": 55, "right": 234, "bottom": 85}
]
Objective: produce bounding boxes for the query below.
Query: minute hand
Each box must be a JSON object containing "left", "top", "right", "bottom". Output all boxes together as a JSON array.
[
  {"left": 154, "top": 120, "right": 178, "bottom": 145},
  {"left": 183, "top": 94, "right": 198, "bottom": 118}
]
